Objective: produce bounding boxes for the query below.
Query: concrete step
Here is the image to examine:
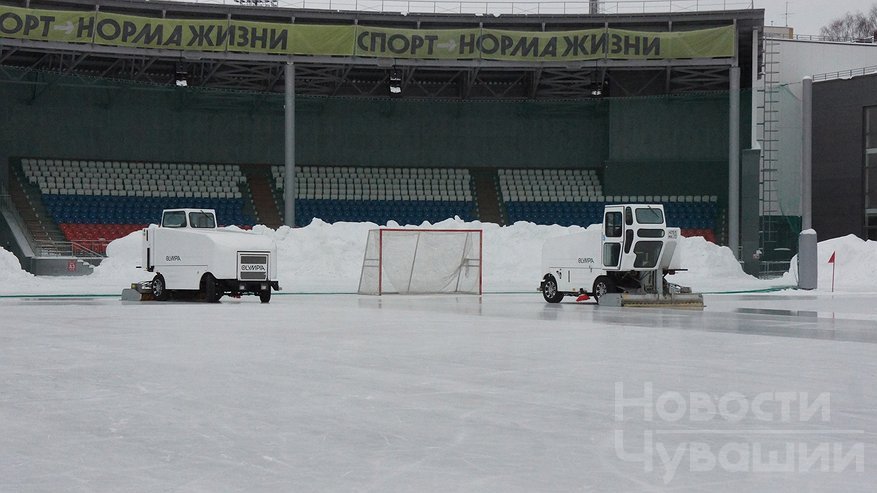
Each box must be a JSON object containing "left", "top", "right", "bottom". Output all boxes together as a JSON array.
[
  {"left": 243, "top": 166, "right": 284, "bottom": 229},
  {"left": 470, "top": 168, "right": 503, "bottom": 226}
]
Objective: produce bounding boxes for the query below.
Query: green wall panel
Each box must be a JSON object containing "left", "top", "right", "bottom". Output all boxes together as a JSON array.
[
  {"left": 0, "top": 83, "right": 284, "bottom": 166},
  {"left": 608, "top": 93, "right": 729, "bottom": 161},
  {"left": 295, "top": 97, "right": 609, "bottom": 167},
  {"left": 603, "top": 92, "right": 747, "bottom": 197},
  {"left": 602, "top": 160, "right": 727, "bottom": 196},
  {"left": 0, "top": 80, "right": 608, "bottom": 169},
  {"left": 0, "top": 74, "right": 742, "bottom": 200}
]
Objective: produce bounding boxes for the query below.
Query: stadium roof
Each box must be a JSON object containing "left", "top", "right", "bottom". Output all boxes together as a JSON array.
[{"left": 0, "top": 0, "right": 764, "bottom": 99}]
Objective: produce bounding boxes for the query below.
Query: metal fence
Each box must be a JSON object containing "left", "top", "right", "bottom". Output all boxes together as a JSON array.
[
  {"left": 32, "top": 239, "right": 106, "bottom": 258},
  {"left": 812, "top": 65, "right": 877, "bottom": 83},
  {"left": 764, "top": 32, "right": 877, "bottom": 44},
  {"left": 171, "top": 0, "right": 754, "bottom": 15}
]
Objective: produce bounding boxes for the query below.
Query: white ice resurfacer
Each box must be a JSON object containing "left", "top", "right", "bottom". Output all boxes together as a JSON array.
[
  {"left": 123, "top": 209, "right": 280, "bottom": 303},
  {"left": 538, "top": 204, "right": 703, "bottom": 308}
]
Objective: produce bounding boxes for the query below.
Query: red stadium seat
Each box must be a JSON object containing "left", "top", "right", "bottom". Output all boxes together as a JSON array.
[
  {"left": 60, "top": 223, "right": 147, "bottom": 255},
  {"left": 682, "top": 228, "right": 716, "bottom": 243}
]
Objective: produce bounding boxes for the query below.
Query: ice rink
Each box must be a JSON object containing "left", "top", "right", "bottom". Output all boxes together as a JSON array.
[{"left": 2, "top": 292, "right": 876, "bottom": 491}]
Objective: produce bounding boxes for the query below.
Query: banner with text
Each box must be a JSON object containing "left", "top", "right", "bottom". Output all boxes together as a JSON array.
[{"left": 0, "top": 5, "right": 735, "bottom": 61}]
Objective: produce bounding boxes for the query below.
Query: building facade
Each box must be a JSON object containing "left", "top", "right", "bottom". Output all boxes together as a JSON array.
[{"left": 813, "top": 72, "right": 877, "bottom": 240}]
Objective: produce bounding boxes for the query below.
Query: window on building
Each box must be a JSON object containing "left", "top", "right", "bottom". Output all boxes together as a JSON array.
[{"left": 866, "top": 107, "right": 877, "bottom": 240}]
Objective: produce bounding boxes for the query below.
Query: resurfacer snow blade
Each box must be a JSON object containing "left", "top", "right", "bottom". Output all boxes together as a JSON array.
[
  {"left": 121, "top": 282, "right": 155, "bottom": 301},
  {"left": 598, "top": 293, "right": 704, "bottom": 309},
  {"left": 121, "top": 288, "right": 153, "bottom": 301}
]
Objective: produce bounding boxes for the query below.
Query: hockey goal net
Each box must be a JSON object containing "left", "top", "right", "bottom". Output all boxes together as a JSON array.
[{"left": 358, "top": 229, "right": 483, "bottom": 295}]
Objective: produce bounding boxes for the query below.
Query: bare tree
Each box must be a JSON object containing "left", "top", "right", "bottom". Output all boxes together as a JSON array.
[{"left": 820, "top": 5, "right": 877, "bottom": 41}]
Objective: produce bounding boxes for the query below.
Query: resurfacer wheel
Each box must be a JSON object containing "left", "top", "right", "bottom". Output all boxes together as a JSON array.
[
  {"left": 592, "top": 276, "right": 616, "bottom": 302},
  {"left": 542, "top": 276, "right": 564, "bottom": 303},
  {"left": 152, "top": 274, "right": 168, "bottom": 301},
  {"left": 204, "top": 273, "right": 222, "bottom": 303},
  {"left": 259, "top": 289, "right": 271, "bottom": 304}
]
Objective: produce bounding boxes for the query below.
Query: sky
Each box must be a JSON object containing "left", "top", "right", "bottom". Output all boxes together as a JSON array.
[{"left": 755, "top": 0, "right": 874, "bottom": 35}]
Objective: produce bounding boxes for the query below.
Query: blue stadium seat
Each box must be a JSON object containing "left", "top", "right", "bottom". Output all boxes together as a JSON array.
[{"left": 43, "top": 193, "right": 255, "bottom": 226}]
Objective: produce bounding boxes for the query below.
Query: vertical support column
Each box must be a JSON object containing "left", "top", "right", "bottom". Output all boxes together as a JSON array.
[
  {"left": 798, "top": 230, "right": 818, "bottom": 289},
  {"left": 801, "top": 76, "right": 812, "bottom": 231},
  {"left": 798, "top": 76, "right": 817, "bottom": 289},
  {"left": 728, "top": 65, "right": 741, "bottom": 257},
  {"left": 741, "top": 149, "right": 761, "bottom": 276},
  {"left": 283, "top": 61, "right": 296, "bottom": 228}
]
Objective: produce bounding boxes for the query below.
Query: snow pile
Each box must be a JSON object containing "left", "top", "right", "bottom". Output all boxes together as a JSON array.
[
  {"left": 667, "top": 236, "right": 782, "bottom": 293},
  {"left": 18, "top": 219, "right": 877, "bottom": 296},
  {"left": 251, "top": 220, "right": 377, "bottom": 293},
  {"left": 87, "top": 228, "right": 145, "bottom": 289},
  {"left": 783, "top": 234, "right": 877, "bottom": 292},
  {"left": 483, "top": 221, "right": 591, "bottom": 292},
  {"left": 0, "top": 246, "right": 38, "bottom": 287},
  {"left": 129, "top": 219, "right": 771, "bottom": 294},
  {"left": 249, "top": 218, "right": 592, "bottom": 293}
]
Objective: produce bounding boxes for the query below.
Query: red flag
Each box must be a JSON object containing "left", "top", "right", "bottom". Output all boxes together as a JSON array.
[{"left": 828, "top": 252, "right": 836, "bottom": 264}]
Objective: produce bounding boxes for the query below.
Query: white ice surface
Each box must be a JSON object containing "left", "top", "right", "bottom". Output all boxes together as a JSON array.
[{"left": 1, "top": 293, "right": 875, "bottom": 492}]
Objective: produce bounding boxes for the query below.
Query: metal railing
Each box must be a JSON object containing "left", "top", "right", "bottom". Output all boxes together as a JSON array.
[
  {"left": 812, "top": 65, "right": 877, "bottom": 83},
  {"left": 1, "top": 187, "right": 105, "bottom": 259},
  {"left": 759, "top": 259, "right": 791, "bottom": 278},
  {"left": 32, "top": 239, "right": 106, "bottom": 258},
  {"left": 764, "top": 32, "right": 877, "bottom": 44},
  {"left": 177, "top": 0, "right": 754, "bottom": 15}
]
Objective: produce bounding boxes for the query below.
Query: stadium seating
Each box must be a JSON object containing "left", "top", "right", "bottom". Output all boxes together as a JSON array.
[
  {"left": 21, "top": 158, "right": 254, "bottom": 250},
  {"left": 498, "top": 168, "right": 603, "bottom": 202},
  {"left": 42, "top": 195, "right": 249, "bottom": 225},
  {"left": 17, "top": 157, "right": 719, "bottom": 252},
  {"left": 57, "top": 223, "right": 144, "bottom": 255},
  {"left": 498, "top": 168, "right": 719, "bottom": 241},
  {"left": 271, "top": 166, "right": 477, "bottom": 226},
  {"left": 23, "top": 159, "right": 246, "bottom": 199}
]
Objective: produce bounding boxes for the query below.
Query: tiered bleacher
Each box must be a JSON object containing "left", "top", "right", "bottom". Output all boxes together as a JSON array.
[
  {"left": 272, "top": 166, "right": 476, "bottom": 226},
  {"left": 499, "top": 169, "right": 718, "bottom": 242},
  {"left": 21, "top": 158, "right": 253, "bottom": 252},
  {"left": 500, "top": 168, "right": 604, "bottom": 202},
  {"left": 16, "top": 157, "right": 719, "bottom": 255}
]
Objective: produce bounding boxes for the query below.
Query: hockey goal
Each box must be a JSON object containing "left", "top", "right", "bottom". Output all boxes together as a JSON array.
[{"left": 358, "top": 228, "right": 483, "bottom": 295}]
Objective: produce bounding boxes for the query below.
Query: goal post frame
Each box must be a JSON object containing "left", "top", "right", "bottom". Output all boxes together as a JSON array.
[{"left": 360, "top": 228, "right": 483, "bottom": 296}]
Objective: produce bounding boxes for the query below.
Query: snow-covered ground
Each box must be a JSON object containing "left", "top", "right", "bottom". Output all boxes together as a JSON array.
[{"left": 6, "top": 218, "right": 874, "bottom": 296}]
